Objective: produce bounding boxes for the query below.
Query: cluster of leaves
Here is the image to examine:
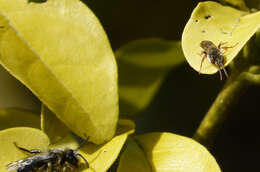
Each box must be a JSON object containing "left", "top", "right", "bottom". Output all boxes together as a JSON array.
[{"left": 1, "top": 0, "right": 260, "bottom": 171}]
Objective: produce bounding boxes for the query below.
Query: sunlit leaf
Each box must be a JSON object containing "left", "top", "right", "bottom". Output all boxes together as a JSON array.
[
  {"left": 0, "top": 127, "right": 50, "bottom": 171},
  {"left": 182, "top": 1, "right": 260, "bottom": 74},
  {"left": 0, "top": 108, "right": 40, "bottom": 131},
  {"left": 49, "top": 133, "right": 80, "bottom": 150},
  {"left": 116, "top": 39, "right": 185, "bottom": 117},
  {"left": 0, "top": 0, "right": 118, "bottom": 144},
  {"left": 117, "top": 137, "right": 152, "bottom": 172},
  {"left": 41, "top": 105, "right": 70, "bottom": 144},
  {"left": 76, "top": 119, "right": 135, "bottom": 172},
  {"left": 118, "top": 132, "right": 221, "bottom": 172}
]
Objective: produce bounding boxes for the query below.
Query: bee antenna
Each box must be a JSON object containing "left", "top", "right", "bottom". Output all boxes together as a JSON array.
[
  {"left": 76, "top": 136, "right": 90, "bottom": 151},
  {"left": 76, "top": 153, "right": 89, "bottom": 168}
]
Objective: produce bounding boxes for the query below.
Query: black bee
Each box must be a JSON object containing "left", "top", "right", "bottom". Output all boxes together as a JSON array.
[
  {"left": 199, "top": 40, "right": 238, "bottom": 80},
  {"left": 7, "top": 140, "right": 89, "bottom": 172}
]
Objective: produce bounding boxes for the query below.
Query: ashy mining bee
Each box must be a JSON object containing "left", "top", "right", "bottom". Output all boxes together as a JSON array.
[
  {"left": 199, "top": 40, "right": 238, "bottom": 80},
  {"left": 7, "top": 139, "right": 89, "bottom": 172}
]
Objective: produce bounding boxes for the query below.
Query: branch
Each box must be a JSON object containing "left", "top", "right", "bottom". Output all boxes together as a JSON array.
[
  {"left": 193, "top": 72, "right": 259, "bottom": 147},
  {"left": 242, "top": 72, "right": 260, "bottom": 85}
]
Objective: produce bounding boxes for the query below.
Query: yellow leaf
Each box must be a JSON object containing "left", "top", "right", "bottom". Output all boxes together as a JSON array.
[
  {"left": 0, "top": 0, "right": 118, "bottom": 144},
  {"left": 118, "top": 132, "right": 221, "bottom": 172},
  {"left": 0, "top": 127, "right": 50, "bottom": 171},
  {"left": 182, "top": 1, "right": 260, "bottom": 74},
  {"left": 41, "top": 105, "right": 70, "bottom": 144},
  {"left": 0, "top": 108, "right": 40, "bottom": 131},
  {"left": 77, "top": 119, "right": 135, "bottom": 172},
  {"left": 49, "top": 133, "right": 80, "bottom": 150},
  {"left": 117, "top": 137, "right": 152, "bottom": 172}
]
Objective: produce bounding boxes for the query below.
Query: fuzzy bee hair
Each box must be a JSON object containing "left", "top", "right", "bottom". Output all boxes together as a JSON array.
[{"left": 7, "top": 142, "right": 89, "bottom": 172}]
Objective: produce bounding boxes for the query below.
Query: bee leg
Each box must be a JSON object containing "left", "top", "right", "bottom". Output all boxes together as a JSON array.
[
  {"left": 220, "top": 62, "right": 229, "bottom": 78},
  {"left": 47, "top": 162, "right": 53, "bottom": 172},
  {"left": 13, "top": 142, "right": 41, "bottom": 154},
  {"left": 220, "top": 42, "right": 238, "bottom": 51},
  {"left": 77, "top": 153, "right": 90, "bottom": 168},
  {"left": 62, "top": 164, "right": 73, "bottom": 171},
  {"left": 218, "top": 42, "right": 228, "bottom": 49},
  {"left": 199, "top": 51, "right": 207, "bottom": 74},
  {"left": 39, "top": 164, "right": 48, "bottom": 172},
  {"left": 215, "top": 63, "right": 223, "bottom": 80},
  {"left": 76, "top": 135, "right": 90, "bottom": 150}
]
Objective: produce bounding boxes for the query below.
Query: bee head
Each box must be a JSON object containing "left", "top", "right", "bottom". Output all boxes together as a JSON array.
[
  {"left": 63, "top": 136, "right": 90, "bottom": 168},
  {"left": 65, "top": 149, "right": 79, "bottom": 167},
  {"left": 200, "top": 40, "right": 213, "bottom": 50}
]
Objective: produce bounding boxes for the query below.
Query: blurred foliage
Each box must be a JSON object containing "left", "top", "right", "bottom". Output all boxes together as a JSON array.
[
  {"left": 0, "top": 108, "right": 40, "bottom": 130},
  {"left": 0, "top": 65, "right": 40, "bottom": 112},
  {"left": 116, "top": 39, "right": 185, "bottom": 117},
  {"left": 219, "top": 0, "right": 249, "bottom": 10}
]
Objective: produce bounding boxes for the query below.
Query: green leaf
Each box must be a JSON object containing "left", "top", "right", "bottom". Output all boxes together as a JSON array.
[
  {"left": 0, "top": 108, "right": 40, "bottom": 131},
  {"left": 182, "top": 1, "right": 260, "bottom": 74},
  {"left": 118, "top": 132, "right": 221, "bottom": 172},
  {"left": 0, "top": 127, "right": 50, "bottom": 171},
  {"left": 0, "top": 0, "right": 118, "bottom": 144},
  {"left": 41, "top": 105, "right": 70, "bottom": 144},
  {"left": 116, "top": 38, "right": 185, "bottom": 117}
]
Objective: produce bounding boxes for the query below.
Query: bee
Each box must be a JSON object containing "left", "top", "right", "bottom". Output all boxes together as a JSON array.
[
  {"left": 199, "top": 40, "right": 238, "bottom": 80},
  {"left": 7, "top": 139, "right": 89, "bottom": 172}
]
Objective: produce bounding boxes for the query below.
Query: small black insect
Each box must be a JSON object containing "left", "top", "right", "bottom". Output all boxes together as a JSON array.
[
  {"left": 199, "top": 40, "right": 237, "bottom": 80},
  {"left": 7, "top": 139, "right": 89, "bottom": 172}
]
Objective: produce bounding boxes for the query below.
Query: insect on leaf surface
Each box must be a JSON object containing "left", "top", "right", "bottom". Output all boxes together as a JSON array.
[{"left": 182, "top": 1, "right": 260, "bottom": 74}]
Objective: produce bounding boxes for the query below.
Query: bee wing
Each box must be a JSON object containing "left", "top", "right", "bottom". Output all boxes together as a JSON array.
[
  {"left": 7, "top": 159, "right": 24, "bottom": 171},
  {"left": 7, "top": 152, "right": 52, "bottom": 171}
]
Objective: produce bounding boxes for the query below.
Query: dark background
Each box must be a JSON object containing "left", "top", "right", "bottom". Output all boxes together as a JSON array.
[{"left": 82, "top": 0, "right": 260, "bottom": 171}]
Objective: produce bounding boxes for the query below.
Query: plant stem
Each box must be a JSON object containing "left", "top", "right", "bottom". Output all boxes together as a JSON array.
[{"left": 193, "top": 74, "right": 251, "bottom": 147}]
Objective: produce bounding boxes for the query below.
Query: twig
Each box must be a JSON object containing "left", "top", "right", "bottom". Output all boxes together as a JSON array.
[{"left": 193, "top": 72, "right": 260, "bottom": 147}]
